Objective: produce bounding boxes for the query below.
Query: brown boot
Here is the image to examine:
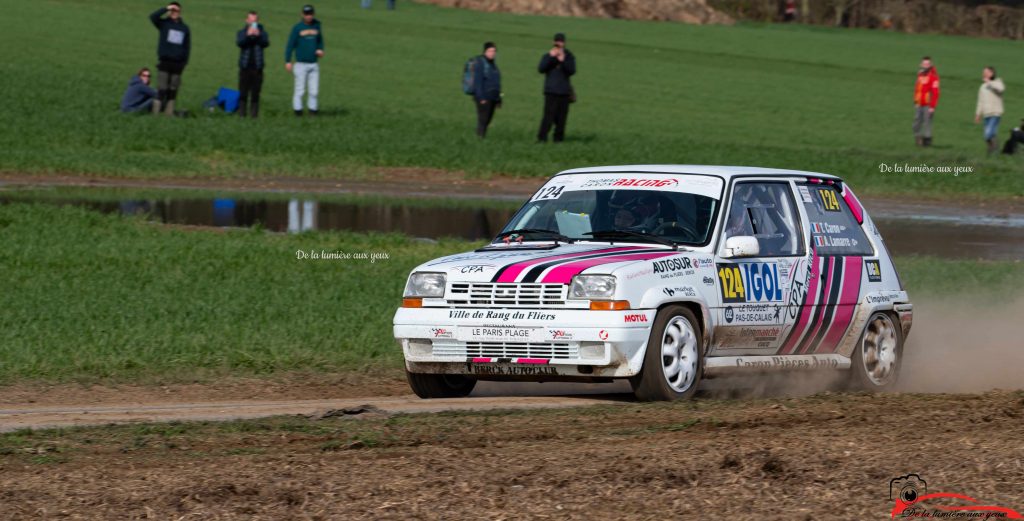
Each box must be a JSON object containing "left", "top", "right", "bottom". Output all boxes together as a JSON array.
[
  {"left": 987, "top": 138, "right": 998, "bottom": 155},
  {"left": 915, "top": 136, "right": 923, "bottom": 147}
]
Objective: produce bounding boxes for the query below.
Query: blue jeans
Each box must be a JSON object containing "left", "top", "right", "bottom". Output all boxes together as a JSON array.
[{"left": 983, "top": 116, "right": 1001, "bottom": 141}]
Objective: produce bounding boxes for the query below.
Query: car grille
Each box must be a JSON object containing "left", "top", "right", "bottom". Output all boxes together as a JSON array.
[
  {"left": 446, "top": 283, "right": 566, "bottom": 307},
  {"left": 432, "top": 342, "right": 579, "bottom": 360}
]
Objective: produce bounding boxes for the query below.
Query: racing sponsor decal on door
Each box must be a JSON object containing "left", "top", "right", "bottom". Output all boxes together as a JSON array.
[{"left": 716, "top": 262, "right": 785, "bottom": 304}]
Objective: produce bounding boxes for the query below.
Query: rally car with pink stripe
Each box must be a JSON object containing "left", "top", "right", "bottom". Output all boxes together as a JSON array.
[{"left": 394, "top": 165, "right": 913, "bottom": 400}]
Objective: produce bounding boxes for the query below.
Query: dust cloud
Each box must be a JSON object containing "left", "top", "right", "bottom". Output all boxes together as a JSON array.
[
  {"left": 472, "top": 298, "right": 1024, "bottom": 399},
  {"left": 897, "top": 298, "right": 1024, "bottom": 393}
]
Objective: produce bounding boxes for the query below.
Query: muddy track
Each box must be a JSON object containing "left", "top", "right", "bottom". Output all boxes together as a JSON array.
[
  {"left": 0, "top": 392, "right": 631, "bottom": 433},
  {"left": 1, "top": 390, "right": 1022, "bottom": 520}
]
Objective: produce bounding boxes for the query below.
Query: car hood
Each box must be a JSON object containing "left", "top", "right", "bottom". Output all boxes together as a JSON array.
[{"left": 417, "top": 242, "right": 679, "bottom": 284}]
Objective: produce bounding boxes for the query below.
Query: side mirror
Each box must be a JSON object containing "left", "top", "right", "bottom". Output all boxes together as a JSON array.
[{"left": 722, "top": 236, "right": 760, "bottom": 258}]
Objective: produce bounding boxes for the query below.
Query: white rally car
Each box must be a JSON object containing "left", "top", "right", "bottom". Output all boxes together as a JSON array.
[{"left": 394, "top": 166, "right": 913, "bottom": 401}]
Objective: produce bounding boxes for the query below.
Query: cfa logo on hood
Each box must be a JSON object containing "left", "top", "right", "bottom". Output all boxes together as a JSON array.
[
  {"left": 716, "top": 263, "right": 784, "bottom": 304},
  {"left": 450, "top": 264, "right": 495, "bottom": 274}
]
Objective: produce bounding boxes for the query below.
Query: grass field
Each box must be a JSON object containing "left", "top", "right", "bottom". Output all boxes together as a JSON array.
[
  {"left": 1, "top": 1, "right": 1021, "bottom": 200},
  {"left": 0, "top": 203, "right": 1020, "bottom": 384}
]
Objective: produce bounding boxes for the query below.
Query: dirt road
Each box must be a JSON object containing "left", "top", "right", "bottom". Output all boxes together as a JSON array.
[
  {"left": 2, "top": 390, "right": 1022, "bottom": 520},
  {"left": 0, "top": 391, "right": 630, "bottom": 433}
]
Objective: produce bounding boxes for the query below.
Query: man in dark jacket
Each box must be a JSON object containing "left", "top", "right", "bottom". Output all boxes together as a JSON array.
[
  {"left": 472, "top": 42, "right": 502, "bottom": 138},
  {"left": 537, "top": 33, "right": 576, "bottom": 143},
  {"left": 150, "top": 3, "right": 190, "bottom": 116},
  {"left": 237, "top": 11, "right": 269, "bottom": 118},
  {"left": 120, "top": 68, "right": 157, "bottom": 113},
  {"left": 285, "top": 5, "right": 324, "bottom": 116}
]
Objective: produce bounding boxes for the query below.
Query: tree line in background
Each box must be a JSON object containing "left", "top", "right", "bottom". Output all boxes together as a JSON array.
[{"left": 710, "top": 0, "right": 1024, "bottom": 39}]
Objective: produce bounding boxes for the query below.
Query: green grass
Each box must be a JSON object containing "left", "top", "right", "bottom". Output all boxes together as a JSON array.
[
  {"left": 0, "top": 1, "right": 1021, "bottom": 200},
  {"left": 0, "top": 202, "right": 485, "bottom": 383},
  {"left": 0, "top": 203, "right": 1020, "bottom": 383}
]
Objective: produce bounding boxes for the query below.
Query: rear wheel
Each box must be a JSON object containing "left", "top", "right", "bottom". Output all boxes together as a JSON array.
[
  {"left": 631, "top": 306, "right": 703, "bottom": 401},
  {"left": 406, "top": 371, "right": 477, "bottom": 399},
  {"left": 849, "top": 312, "right": 902, "bottom": 391}
]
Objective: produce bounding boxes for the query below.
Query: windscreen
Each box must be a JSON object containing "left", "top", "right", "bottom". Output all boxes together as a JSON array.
[{"left": 500, "top": 174, "right": 724, "bottom": 245}]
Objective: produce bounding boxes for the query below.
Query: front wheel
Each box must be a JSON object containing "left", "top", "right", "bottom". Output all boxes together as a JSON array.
[
  {"left": 630, "top": 306, "right": 703, "bottom": 401},
  {"left": 406, "top": 371, "right": 477, "bottom": 399},
  {"left": 849, "top": 312, "right": 903, "bottom": 391}
]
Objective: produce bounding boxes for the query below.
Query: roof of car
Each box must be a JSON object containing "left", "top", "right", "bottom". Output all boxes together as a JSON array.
[{"left": 555, "top": 165, "right": 841, "bottom": 180}]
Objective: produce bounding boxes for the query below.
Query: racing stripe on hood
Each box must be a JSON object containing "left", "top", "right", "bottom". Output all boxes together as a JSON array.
[
  {"left": 539, "top": 251, "right": 679, "bottom": 284},
  {"left": 818, "top": 256, "right": 863, "bottom": 353},
  {"left": 492, "top": 247, "right": 644, "bottom": 283},
  {"left": 519, "top": 248, "right": 667, "bottom": 283}
]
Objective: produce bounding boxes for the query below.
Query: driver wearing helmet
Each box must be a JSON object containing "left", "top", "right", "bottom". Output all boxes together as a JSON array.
[{"left": 725, "top": 185, "right": 756, "bottom": 238}]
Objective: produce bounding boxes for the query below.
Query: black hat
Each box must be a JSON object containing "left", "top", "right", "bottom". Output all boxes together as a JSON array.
[
  {"left": 483, "top": 41, "right": 496, "bottom": 51},
  {"left": 554, "top": 33, "right": 566, "bottom": 42},
  {"left": 302, "top": 5, "right": 315, "bottom": 14}
]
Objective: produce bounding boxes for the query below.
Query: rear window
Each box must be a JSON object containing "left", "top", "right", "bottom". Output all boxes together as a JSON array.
[{"left": 798, "top": 184, "right": 873, "bottom": 256}]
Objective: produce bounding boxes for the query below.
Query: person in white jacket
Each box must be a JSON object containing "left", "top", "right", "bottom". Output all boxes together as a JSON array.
[{"left": 975, "top": 66, "right": 1005, "bottom": 155}]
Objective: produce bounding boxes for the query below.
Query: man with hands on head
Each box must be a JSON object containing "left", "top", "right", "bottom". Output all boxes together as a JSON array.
[
  {"left": 285, "top": 4, "right": 325, "bottom": 116},
  {"left": 149, "top": 2, "right": 190, "bottom": 116}
]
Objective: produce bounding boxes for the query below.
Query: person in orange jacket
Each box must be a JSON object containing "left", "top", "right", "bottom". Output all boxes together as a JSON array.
[{"left": 913, "top": 56, "right": 940, "bottom": 147}]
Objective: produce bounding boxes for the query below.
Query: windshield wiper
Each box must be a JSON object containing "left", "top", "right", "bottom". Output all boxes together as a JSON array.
[
  {"left": 583, "top": 229, "right": 679, "bottom": 249},
  {"left": 494, "top": 228, "right": 574, "bottom": 244}
]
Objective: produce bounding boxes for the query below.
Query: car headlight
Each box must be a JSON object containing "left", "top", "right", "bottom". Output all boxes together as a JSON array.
[
  {"left": 569, "top": 275, "right": 617, "bottom": 299},
  {"left": 404, "top": 272, "right": 446, "bottom": 298}
]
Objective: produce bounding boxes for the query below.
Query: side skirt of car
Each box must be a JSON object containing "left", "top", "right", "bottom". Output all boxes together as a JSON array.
[{"left": 703, "top": 353, "right": 850, "bottom": 377}]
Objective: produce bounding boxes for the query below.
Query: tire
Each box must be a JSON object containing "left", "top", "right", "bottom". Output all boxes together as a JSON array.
[
  {"left": 406, "top": 371, "right": 477, "bottom": 399},
  {"left": 849, "top": 312, "right": 903, "bottom": 391},
  {"left": 630, "top": 305, "right": 703, "bottom": 401}
]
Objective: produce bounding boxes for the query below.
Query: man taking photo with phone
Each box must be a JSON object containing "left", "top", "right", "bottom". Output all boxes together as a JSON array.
[{"left": 536, "top": 32, "right": 576, "bottom": 143}]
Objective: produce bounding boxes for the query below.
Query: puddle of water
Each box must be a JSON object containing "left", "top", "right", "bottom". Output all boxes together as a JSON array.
[{"left": 2, "top": 194, "right": 1021, "bottom": 260}]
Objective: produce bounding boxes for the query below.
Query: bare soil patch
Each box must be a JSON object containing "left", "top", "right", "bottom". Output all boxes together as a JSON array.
[{"left": 1, "top": 391, "right": 1021, "bottom": 520}]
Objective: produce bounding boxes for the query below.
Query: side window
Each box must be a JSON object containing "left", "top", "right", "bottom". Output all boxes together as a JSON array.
[
  {"left": 724, "top": 182, "right": 803, "bottom": 257},
  {"left": 798, "top": 184, "right": 874, "bottom": 256}
]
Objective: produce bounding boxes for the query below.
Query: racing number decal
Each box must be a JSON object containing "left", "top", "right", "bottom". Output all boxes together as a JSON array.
[
  {"left": 819, "top": 189, "right": 841, "bottom": 212},
  {"left": 717, "top": 266, "right": 746, "bottom": 303},
  {"left": 532, "top": 185, "right": 565, "bottom": 201}
]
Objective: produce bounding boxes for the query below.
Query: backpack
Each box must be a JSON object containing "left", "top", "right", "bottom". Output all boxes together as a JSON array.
[{"left": 462, "top": 56, "right": 480, "bottom": 95}]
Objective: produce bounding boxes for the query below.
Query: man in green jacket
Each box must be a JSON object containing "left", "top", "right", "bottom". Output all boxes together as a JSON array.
[{"left": 285, "top": 5, "right": 324, "bottom": 116}]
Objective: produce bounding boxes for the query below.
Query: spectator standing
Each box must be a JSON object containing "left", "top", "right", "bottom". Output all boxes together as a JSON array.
[
  {"left": 783, "top": 1, "right": 797, "bottom": 22},
  {"left": 285, "top": 5, "right": 324, "bottom": 116},
  {"left": 237, "top": 11, "right": 269, "bottom": 118},
  {"left": 537, "top": 33, "right": 576, "bottom": 143},
  {"left": 974, "top": 66, "right": 1005, "bottom": 155},
  {"left": 913, "top": 56, "right": 940, "bottom": 147},
  {"left": 120, "top": 68, "right": 157, "bottom": 113},
  {"left": 472, "top": 42, "right": 502, "bottom": 138},
  {"left": 149, "top": 3, "right": 190, "bottom": 116}
]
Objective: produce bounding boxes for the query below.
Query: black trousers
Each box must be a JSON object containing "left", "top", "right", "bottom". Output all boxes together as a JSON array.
[
  {"left": 239, "top": 69, "right": 264, "bottom": 117},
  {"left": 538, "top": 93, "right": 570, "bottom": 142},
  {"left": 475, "top": 99, "right": 497, "bottom": 138}
]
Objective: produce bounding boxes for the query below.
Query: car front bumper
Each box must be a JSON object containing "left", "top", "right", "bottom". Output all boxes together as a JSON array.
[{"left": 393, "top": 307, "right": 656, "bottom": 378}]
